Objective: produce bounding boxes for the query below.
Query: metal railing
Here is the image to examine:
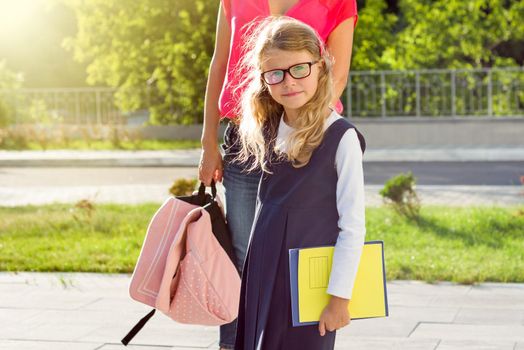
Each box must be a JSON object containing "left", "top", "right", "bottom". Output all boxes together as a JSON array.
[
  {"left": 0, "top": 87, "right": 122, "bottom": 125},
  {"left": 347, "top": 67, "right": 524, "bottom": 118},
  {"left": 1, "top": 67, "right": 523, "bottom": 125}
]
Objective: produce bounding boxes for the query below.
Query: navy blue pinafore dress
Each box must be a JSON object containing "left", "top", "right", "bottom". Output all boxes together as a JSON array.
[{"left": 234, "top": 118, "right": 366, "bottom": 350}]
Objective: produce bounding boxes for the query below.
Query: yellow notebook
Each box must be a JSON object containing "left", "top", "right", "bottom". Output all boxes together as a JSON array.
[{"left": 288, "top": 241, "right": 388, "bottom": 326}]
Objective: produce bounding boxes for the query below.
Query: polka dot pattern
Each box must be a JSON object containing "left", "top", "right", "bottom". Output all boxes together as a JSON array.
[{"left": 168, "top": 251, "right": 239, "bottom": 326}]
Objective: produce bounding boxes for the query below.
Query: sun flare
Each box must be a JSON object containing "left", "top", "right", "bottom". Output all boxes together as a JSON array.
[{"left": 0, "top": 0, "right": 43, "bottom": 35}]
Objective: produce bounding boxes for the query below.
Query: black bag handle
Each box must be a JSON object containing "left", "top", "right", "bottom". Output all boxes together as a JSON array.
[
  {"left": 121, "top": 309, "right": 156, "bottom": 346},
  {"left": 197, "top": 180, "right": 217, "bottom": 200}
]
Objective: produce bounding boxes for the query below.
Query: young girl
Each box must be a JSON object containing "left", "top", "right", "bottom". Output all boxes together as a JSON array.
[
  {"left": 199, "top": 2, "right": 358, "bottom": 348},
  {"left": 233, "top": 17, "right": 366, "bottom": 350}
]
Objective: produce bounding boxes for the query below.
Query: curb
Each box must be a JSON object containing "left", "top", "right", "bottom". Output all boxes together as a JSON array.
[{"left": 0, "top": 148, "right": 523, "bottom": 167}]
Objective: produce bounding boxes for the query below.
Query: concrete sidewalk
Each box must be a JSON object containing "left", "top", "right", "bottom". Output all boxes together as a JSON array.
[
  {"left": 0, "top": 184, "right": 522, "bottom": 207},
  {"left": 0, "top": 147, "right": 523, "bottom": 167},
  {"left": 0, "top": 272, "right": 523, "bottom": 350}
]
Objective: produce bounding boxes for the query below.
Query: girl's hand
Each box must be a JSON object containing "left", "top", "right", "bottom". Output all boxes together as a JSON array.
[
  {"left": 318, "top": 296, "right": 351, "bottom": 336},
  {"left": 198, "top": 146, "right": 223, "bottom": 186}
]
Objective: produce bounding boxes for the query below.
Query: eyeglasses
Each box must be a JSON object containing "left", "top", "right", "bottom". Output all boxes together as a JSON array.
[{"left": 261, "top": 61, "right": 319, "bottom": 85}]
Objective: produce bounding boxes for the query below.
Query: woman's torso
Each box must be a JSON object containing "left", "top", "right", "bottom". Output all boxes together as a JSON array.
[{"left": 219, "top": 0, "right": 357, "bottom": 118}]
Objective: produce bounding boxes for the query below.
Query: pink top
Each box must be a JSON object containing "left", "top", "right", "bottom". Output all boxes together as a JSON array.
[{"left": 219, "top": 0, "right": 358, "bottom": 119}]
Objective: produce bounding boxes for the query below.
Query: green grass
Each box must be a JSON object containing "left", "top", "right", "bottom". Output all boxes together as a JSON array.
[
  {"left": 1, "top": 204, "right": 523, "bottom": 283},
  {"left": 0, "top": 203, "right": 155, "bottom": 273},
  {"left": 4, "top": 139, "right": 202, "bottom": 151},
  {"left": 367, "top": 206, "right": 524, "bottom": 283}
]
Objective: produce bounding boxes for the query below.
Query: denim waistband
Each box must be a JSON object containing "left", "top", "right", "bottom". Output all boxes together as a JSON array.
[{"left": 222, "top": 120, "right": 240, "bottom": 158}]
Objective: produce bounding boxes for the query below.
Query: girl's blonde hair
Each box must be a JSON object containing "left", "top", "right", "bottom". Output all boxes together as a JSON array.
[{"left": 234, "top": 16, "right": 334, "bottom": 173}]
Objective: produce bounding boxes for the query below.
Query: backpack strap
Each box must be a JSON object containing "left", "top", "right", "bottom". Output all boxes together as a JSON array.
[{"left": 121, "top": 308, "right": 156, "bottom": 346}]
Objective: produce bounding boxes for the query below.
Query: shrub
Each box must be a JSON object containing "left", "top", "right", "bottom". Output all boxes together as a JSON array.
[
  {"left": 0, "top": 128, "right": 7, "bottom": 147},
  {"left": 380, "top": 171, "right": 420, "bottom": 219},
  {"left": 32, "top": 126, "right": 51, "bottom": 150},
  {"left": 79, "top": 126, "right": 92, "bottom": 148},
  {"left": 122, "top": 127, "right": 143, "bottom": 150},
  {"left": 71, "top": 199, "right": 96, "bottom": 226},
  {"left": 169, "top": 178, "right": 198, "bottom": 196},
  {"left": 0, "top": 126, "right": 30, "bottom": 150},
  {"left": 0, "top": 99, "right": 9, "bottom": 127},
  {"left": 109, "top": 124, "right": 122, "bottom": 149},
  {"left": 59, "top": 125, "right": 73, "bottom": 148}
]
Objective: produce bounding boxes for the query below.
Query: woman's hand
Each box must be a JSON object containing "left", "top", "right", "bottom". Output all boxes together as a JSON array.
[
  {"left": 318, "top": 296, "right": 351, "bottom": 336},
  {"left": 198, "top": 145, "right": 223, "bottom": 186}
]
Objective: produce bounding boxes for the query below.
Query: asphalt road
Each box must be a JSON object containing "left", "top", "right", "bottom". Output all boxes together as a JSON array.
[
  {"left": 363, "top": 161, "right": 524, "bottom": 186},
  {"left": 1, "top": 161, "right": 522, "bottom": 187}
]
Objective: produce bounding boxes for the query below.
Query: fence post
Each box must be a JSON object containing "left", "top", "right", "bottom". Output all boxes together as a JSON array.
[
  {"left": 487, "top": 69, "right": 493, "bottom": 116},
  {"left": 53, "top": 91, "right": 58, "bottom": 120},
  {"left": 96, "top": 90, "right": 102, "bottom": 124},
  {"left": 380, "top": 72, "right": 386, "bottom": 118},
  {"left": 346, "top": 75, "right": 352, "bottom": 118},
  {"left": 416, "top": 71, "right": 421, "bottom": 117},
  {"left": 451, "top": 70, "right": 456, "bottom": 117},
  {"left": 75, "top": 91, "right": 80, "bottom": 124},
  {"left": 14, "top": 91, "right": 20, "bottom": 124}
]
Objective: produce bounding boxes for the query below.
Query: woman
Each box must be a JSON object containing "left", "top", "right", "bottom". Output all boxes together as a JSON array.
[{"left": 198, "top": 1, "right": 358, "bottom": 349}]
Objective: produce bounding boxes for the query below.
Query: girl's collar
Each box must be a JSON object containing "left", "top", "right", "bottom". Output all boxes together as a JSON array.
[{"left": 280, "top": 108, "right": 337, "bottom": 130}]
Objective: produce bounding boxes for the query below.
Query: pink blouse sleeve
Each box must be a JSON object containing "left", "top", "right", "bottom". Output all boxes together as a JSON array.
[
  {"left": 334, "top": 0, "right": 358, "bottom": 29},
  {"left": 221, "top": 0, "right": 232, "bottom": 24}
]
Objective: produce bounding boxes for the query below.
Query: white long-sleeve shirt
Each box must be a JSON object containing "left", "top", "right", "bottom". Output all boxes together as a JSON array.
[{"left": 275, "top": 111, "right": 366, "bottom": 299}]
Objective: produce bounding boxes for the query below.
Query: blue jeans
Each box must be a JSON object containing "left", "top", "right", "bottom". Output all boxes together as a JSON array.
[{"left": 219, "top": 159, "right": 261, "bottom": 349}]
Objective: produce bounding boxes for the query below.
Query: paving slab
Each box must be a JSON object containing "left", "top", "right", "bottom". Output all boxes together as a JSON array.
[
  {"left": 2, "top": 273, "right": 524, "bottom": 349},
  {"left": 334, "top": 336, "right": 439, "bottom": 350},
  {"left": 336, "top": 317, "right": 419, "bottom": 337},
  {"left": 0, "top": 340, "right": 100, "bottom": 350},
  {"left": 410, "top": 323, "right": 524, "bottom": 342},
  {"left": 81, "top": 324, "right": 218, "bottom": 348},
  {"left": 98, "top": 345, "right": 200, "bottom": 350},
  {"left": 1, "top": 317, "right": 100, "bottom": 342},
  {"left": 453, "top": 308, "right": 524, "bottom": 325},
  {"left": 385, "top": 306, "right": 458, "bottom": 323},
  {"left": 0, "top": 291, "right": 101, "bottom": 311},
  {"left": 0, "top": 310, "right": 44, "bottom": 328},
  {"left": 386, "top": 281, "right": 473, "bottom": 296},
  {"left": 467, "top": 282, "right": 524, "bottom": 296},
  {"left": 435, "top": 340, "right": 516, "bottom": 350},
  {"left": 430, "top": 293, "right": 524, "bottom": 310}
]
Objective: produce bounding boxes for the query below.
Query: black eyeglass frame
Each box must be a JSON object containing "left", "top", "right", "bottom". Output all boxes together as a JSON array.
[{"left": 261, "top": 60, "right": 320, "bottom": 85}]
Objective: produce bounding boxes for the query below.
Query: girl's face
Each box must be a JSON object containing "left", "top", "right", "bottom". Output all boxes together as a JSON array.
[{"left": 260, "top": 49, "right": 321, "bottom": 112}]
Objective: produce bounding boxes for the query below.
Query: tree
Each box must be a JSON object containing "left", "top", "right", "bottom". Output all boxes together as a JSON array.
[
  {"left": 64, "top": 0, "right": 523, "bottom": 124},
  {"left": 381, "top": 0, "right": 524, "bottom": 69},
  {"left": 64, "top": 0, "right": 218, "bottom": 125},
  {"left": 0, "top": 61, "right": 23, "bottom": 126},
  {"left": 0, "top": 60, "right": 23, "bottom": 90},
  {"left": 352, "top": 0, "right": 398, "bottom": 70}
]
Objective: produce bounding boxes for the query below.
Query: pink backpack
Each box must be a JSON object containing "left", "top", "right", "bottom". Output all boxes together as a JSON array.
[{"left": 122, "top": 193, "right": 240, "bottom": 346}]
